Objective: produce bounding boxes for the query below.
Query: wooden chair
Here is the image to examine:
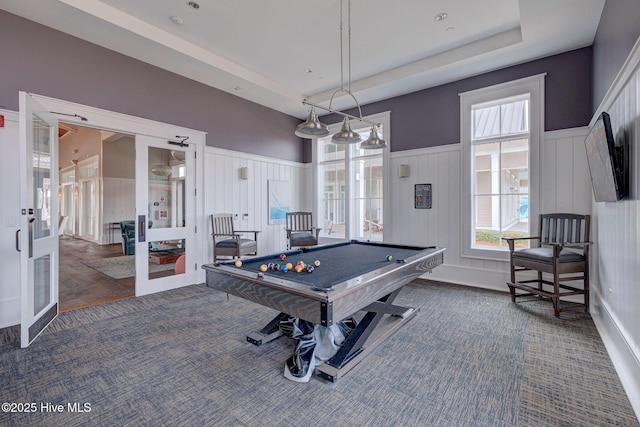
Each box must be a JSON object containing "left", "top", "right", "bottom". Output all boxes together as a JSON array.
[
  {"left": 211, "top": 214, "right": 259, "bottom": 261},
  {"left": 506, "top": 213, "right": 591, "bottom": 317},
  {"left": 285, "top": 212, "right": 321, "bottom": 250}
]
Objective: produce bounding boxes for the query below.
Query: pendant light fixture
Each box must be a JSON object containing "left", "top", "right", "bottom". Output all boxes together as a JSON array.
[
  {"left": 151, "top": 149, "right": 172, "bottom": 177},
  {"left": 294, "top": 106, "right": 329, "bottom": 138},
  {"left": 295, "top": 0, "right": 386, "bottom": 149},
  {"left": 360, "top": 125, "right": 386, "bottom": 149}
]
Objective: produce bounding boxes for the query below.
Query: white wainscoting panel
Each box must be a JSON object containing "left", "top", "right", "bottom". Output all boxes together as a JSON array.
[
  {"left": 101, "top": 178, "right": 135, "bottom": 245},
  {"left": 541, "top": 128, "right": 592, "bottom": 214},
  {"left": 587, "top": 38, "right": 640, "bottom": 417},
  {"left": 204, "top": 147, "right": 309, "bottom": 263},
  {"left": 388, "top": 128, "right": 592, "bottom": 292}
]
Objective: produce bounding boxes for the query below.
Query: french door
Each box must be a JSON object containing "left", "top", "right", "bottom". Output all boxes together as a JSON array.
[
  {"left": 135, "top": 135, "right": 196, "bottom": 295},
  {"left": 19, "top": 92, "right": 59, "bottom": 348}
]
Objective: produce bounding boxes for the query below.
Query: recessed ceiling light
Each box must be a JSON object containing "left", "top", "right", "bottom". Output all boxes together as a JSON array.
[
  {"left": 187, "top": 1, "right": 200, "bottom": 9},
  {"left": 234, "top": 86, "right": 242, "bottom": 91},
  {"left": 434, "top": 12, "right": 447, "bottom": 22},
  {"left": 170, "top": 16, "right": 184, "bottom": 25},
  {"left": 446, "top": 27, "right": 455, "bottom": 32},
  {"left": 305, "top": 68, "right": 313, "bottom": 73}
]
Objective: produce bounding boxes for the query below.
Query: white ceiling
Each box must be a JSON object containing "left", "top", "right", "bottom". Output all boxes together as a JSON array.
[{"left": 0, "top": 0, "right": 605, "bottom": 119}]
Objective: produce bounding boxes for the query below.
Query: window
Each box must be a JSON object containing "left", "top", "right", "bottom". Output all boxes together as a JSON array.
[
  {"left": 315, "top": 112, "right": 390, "bottom": 242},
  {"left": 460, "top": 75, "right": 544, "bottom": 260}
]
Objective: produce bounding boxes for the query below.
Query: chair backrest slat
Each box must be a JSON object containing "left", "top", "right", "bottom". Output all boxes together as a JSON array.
[
  {"left": 286, "top": 212, "right": 313, "bottom": 231},
  {"left": 211, "top": 214, "right": 234, "bottom": 236},
  {"left": 538, "top": 213, "right": 590, "bottom": 246}
]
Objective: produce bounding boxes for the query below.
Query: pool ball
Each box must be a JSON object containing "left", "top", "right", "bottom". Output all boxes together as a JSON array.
[
  {"left": 273, "top": 263, "right": 281, "bottom": 271},
  {"left": 386, "top": 255, "right": 393, "bottom": 261},
  {"left": 313, "top": 260, "right": 321, "bottom": 267},
  {"left": 268, "top": 263, "right": 275, "bottom": 270},
  {"left": 306, "top": 265, "right": 315, "bottom": 273},
  {"left": 259, "top": 264, "right": 268, "bottom": 272},
  {"left": 281, "top": 265, "right": 289, "bottom": 273},
  {"left": 234, "top": 260, "right": 243, "bottom": 267},
  {"left": 286, "top": 262, "right": 293, "bottom": 271},
  {"left": 294, "top": 264, "right": 304, "bottom": 273},
  {"left": 280, "top": 253, "right": 287, "bottom": 260}
]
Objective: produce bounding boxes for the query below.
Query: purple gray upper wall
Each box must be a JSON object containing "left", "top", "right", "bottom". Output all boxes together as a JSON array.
[
  {"left": 592, "top": 0, "right": 640, "bottom": 111},
  {"left": 0, "top": 10, "right": 303, "bottom": 162},
  {"left": 308, "top": 47, "right": 593, "bottom": 161},
  {"left": 4, "top": 1, "right": 639, "bottom": 165}
]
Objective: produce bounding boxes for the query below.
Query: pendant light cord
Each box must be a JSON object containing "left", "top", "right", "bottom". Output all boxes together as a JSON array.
[{"left": 348, "top": 0, "right": 352, "bottom": 95}]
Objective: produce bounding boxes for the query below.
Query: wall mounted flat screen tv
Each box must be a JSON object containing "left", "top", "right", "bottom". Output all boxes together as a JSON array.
[{"left": 584, "top": 111, "right": 625, "bottom": 202}]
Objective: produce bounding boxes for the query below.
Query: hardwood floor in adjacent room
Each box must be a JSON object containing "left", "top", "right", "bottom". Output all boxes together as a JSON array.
[{"left": 59, "top": 237, "right": 134, "bottom": 312}]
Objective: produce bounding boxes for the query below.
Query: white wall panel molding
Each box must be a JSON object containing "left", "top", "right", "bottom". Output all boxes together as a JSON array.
[
  {"left": 389, "top": 143, "right": 461, "bottom": 159},
  {"left": 425, "top": 264, "right": 509, "bottom": 292},
  {"left": 544, "top": 127, "right": 590, "bottom": 139},
  {"left": 591, "top": 287, "right": 640, "bottom": 419},
  {"left": 0, "top": 298, "right": 20, "bottom": 329},
  {"left": 206, "top": 146, "right": 309, "bottom": 169},
  {"left": 203, "top": 147, "right": 307, "bottom": 261},
  {"left": 587, "top": 35, "right": 640, "bottom": 419},
  {"left": 387, "top": 128, "right": 590, "bottom": 290}
]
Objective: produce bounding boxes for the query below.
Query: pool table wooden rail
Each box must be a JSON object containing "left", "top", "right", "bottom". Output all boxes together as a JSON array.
[{"left": 203, "top": 246, "right": 444, "bottom": 326}]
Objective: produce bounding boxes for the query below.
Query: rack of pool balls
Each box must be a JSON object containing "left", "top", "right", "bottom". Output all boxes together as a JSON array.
[{"left": 254, "top": 254, "right": 321, "bottom": 274}]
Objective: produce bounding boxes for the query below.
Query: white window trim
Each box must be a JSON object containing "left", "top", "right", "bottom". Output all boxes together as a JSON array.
[
  {"left": 312, "top": 111, "right": 391, "bottom": 243},
  {"left": 460, "top": 74, "right": 545, "bottom": 261}
]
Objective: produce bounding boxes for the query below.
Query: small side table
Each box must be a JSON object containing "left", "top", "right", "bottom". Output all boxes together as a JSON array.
[{"left": 108, "top": 222, "right": 121, "bottom": 245}]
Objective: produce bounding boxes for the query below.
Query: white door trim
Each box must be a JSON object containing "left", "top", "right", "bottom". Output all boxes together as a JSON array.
[{"left": 30, "top": 94, "right": 208, "bottom": 289}]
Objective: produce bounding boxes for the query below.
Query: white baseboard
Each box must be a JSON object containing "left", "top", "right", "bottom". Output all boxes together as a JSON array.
[
  {"left": 0, "top": 297, "right": 20, "bottom": 328},
  {"left": 424, "top": 263, "right": 510, "bottom": 293},
  {"left": 591, "top": 288, "right": 640, "bottom": 420}
]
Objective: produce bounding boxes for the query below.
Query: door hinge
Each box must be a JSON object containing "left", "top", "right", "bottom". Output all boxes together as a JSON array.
[
  {"left": 194, "top": 225, "right": 197, "bottom": 234},
  {"left": 194, "top": 263, "right": 198, "bottom": 271}
]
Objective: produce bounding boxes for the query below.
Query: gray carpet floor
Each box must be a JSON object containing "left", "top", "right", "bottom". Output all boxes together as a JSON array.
[{"left": 0, "top": 280, "right": 637, "bottom": 426}]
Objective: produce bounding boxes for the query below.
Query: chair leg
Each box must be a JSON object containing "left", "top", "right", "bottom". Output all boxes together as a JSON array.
[
  {"left": 537, "top": 271, "right": 543, "bottom": 293},
  {"left": 584, "top": 267, "right": 590, "bottom": 313},
  {"left": 508, "top": 262, "right": 516, "bottom": 302},
  {"left": 553, "top": 267, "right": 560, "bottom": 317}
]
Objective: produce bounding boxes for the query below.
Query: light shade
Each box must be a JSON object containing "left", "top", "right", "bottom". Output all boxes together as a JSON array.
[
  {"left": 151, "top": 164, "right": 172, "bottom": 177},
  {"left": 332, "top": 117, "right": 361, "bottom": 143},
  {"left": 360, "top": 126, "right": 387, "bottom": 149},
  {"left": 295, "top": 107, "right": 330, "bottom": 138}
]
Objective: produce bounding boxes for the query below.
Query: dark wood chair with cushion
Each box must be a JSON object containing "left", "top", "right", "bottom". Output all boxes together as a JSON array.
[
  {"left": 285, "top": 212, "right": 321, "bottom": 250},
  {"left": 211, "top": 214, "right": 259, "bottom": 261},
  {"left": 506, "top": 213, "right": 591, "bottom": 317}
]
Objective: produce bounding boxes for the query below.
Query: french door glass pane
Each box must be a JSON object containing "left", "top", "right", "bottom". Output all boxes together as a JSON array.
[
  {"left": 32, "top": 114, "right": 51, "bottom": 240},
  {"left": 34, "top": 254, "right": 51, "bottom": 313},
  {"left": 148, "top": 239, "right": 185, "bottom": 279},
  {"left": 149, "top": 147, "right": 186, "bottom": 229}
]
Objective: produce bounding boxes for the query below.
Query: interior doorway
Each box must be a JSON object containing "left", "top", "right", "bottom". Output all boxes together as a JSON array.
[
  {"left": 33, "top": 93, "right": 206, "bottom": 313},
  {"left": 58, "top": 123, "right": 137, "bottom": 311}
]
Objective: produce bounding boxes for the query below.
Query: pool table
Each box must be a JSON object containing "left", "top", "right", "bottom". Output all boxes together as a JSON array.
[{"left": 203, "top": 240, "right": 445, "bottom": 382}]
